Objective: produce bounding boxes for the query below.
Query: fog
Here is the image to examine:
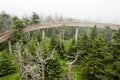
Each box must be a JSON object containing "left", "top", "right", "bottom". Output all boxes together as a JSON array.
[{"left": 0, "top": 0, "right": 120, "bottom": 24}]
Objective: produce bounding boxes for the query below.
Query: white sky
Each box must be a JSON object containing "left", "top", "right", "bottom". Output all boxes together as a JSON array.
[{"left": 0, "top": 0, "right": 120, "bottom": 24}]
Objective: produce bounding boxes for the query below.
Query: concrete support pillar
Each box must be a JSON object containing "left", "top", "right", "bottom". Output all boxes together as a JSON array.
[
  {"left": 8, "top": 40, "right": 12, "bottom": 54},
  {"left": 42, "top": 29, "right": 45, "bottom": 41},
  {"left": 75, "top": 27, "right": 78, "bottom": 41}
]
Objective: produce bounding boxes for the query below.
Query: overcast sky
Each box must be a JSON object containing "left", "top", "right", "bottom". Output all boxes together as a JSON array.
[{"left": 0, "top": 0, "right": 120, "bottom": 24}]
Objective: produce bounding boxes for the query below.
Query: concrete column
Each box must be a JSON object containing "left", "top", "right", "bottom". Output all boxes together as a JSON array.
[
  {"left": 75, "top": 27, "right": 78, "bottom": 41},
  {"left": 42, "top": 29, "right": 45, "bottom": 41},
  {"left": 8, "top": 40, "right": 12, "bottom": 54}
]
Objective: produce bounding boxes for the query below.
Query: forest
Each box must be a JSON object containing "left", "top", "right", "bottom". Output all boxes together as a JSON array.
[{"left": 0, "top": 11, "right": 120, "bottom": 80}]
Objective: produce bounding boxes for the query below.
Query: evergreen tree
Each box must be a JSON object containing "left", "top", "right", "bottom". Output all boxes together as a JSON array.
[
  {"left": 90, "top": 25, "right": 98, "bottom": 40},
  {"left": 31, "top": 12, "right": 40, "bottom": 24},
  {"left": 12, "top": 16, "right": 25, "bottom": 30},
  {"left": 107, "top": 29, "right": 120, "bottom": 79},
  {"left": 68, "top": 38, "right": 77, "bottom": 56},
  {"left": 50, "top": 36, "right": 65, "bottom": 59},
  {"left": 103, "top": 26, "right": 114, "bottom": 42},
  {"left": 82, "top": 34, "right": 108, "bottom": 80},
  {"left": 45, "top": 58, "right": 62, "bottom": 80},
  {"left": 0, "top": 51, "right": 16, "bottom": 77},
  {"left": 45, "top": 15, "right": 53, "bottom": 22},
  {"left": 57, "top": 40, "right": 65, "bottom": 59},
  {"left": 50, "top": 35, "right": 58, "bottom": 50},
  {"left": 22, "top": 17, "right": 31, "bottom": 26},
  {"left": 77, "top": 34, "right": 91, "bottom": 63}
]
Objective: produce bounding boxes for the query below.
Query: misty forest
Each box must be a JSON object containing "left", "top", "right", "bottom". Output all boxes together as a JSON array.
[{"left": 0, "top": 11, "right": 120, "bottom": 80}]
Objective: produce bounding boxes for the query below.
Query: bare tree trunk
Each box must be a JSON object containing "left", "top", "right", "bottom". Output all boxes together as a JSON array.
[
  {"left": 16, "top": 43, "right": 23, "bottom": 80},
  {"left": 41, "top": 60, "right": 45, "bottom": 80},
  {"left": 67, "top": 54, "right": 79, "bottom": 80}
]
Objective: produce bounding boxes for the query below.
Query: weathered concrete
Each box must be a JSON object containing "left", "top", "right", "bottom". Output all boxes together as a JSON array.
[
  {"left": 42, "top": 29, "right": 45, "bottom": 41},
  {"left": 75, "top": 27, "right": 78, "bottom": 41},
  {"left": 0, "top": 30, "right": 14, "bottom": 43},
  {"left": 8, "top": 40, "right": 12, "bottom": 54}
]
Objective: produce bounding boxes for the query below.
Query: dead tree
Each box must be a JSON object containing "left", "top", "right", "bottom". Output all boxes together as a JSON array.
[
  {"left": 66, "top": 54, "right": 79, "bottom": 80},
  {"left": 15, "top": 41, "right": 55, "bottom": 80}
]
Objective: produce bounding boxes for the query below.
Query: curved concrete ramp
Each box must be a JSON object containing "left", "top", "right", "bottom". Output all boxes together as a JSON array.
[
  {"left": 0, "top": 21, "right": 120, "bottom": 43},
  {"left": 0, "top": 30, "right": 15, "bottom": 43},
  {"left": 23, "top": 21, "right": 120, "bottom": 32}
]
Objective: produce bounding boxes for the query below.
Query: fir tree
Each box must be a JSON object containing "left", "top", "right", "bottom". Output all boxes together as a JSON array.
[
  {"left": 22, "top": 17, "right": 31, "bottom": 26},
  {"left": 90, "top": 25, "right": 98, "bottom": 40},
  {"left": 50, "top": 36, "right": 65, "bottom": 59},
  {"left": 82, "top": 34, "right": 108, "bottom": 80},
  {"left": 31, "top": 12, "right": 40, "bottom": 24},
  {"left": 12, "top": 16, "right": 25, "bottom": 30},
  {"left": 45, "top": 58, "right": 62, "bottom": 80},
  {"left": 77, "top": 34, "right": 91, "bottom": 63},
  {"left": 68, "top": 38, "right": 77, "bottom": 56},
  {"left": 107, "top": 29, "right": 120, "bottom": 79},
  {"left": 0, "top": 51, "right": 16, "bottom": 77}
]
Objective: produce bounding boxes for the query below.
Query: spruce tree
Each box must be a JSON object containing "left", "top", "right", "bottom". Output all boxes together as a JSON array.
[
  {"left": 0, "top": 51, "right": 16, "bottom": 77},
  {"left": 90, "top": 25, "right": 97, "bottom": 40},
  {"left": 50, "top": 36, "right": 65, "bottom": 59},
  {"left": 82, "top": 34, "right": 108, "bottom": 80},
  {"left": 77, "top": 34, "right": 91, "bottom": 63},
  {"left": 31, "top": 12, "right": 40, "bottom": 24},
  {"left": 12, "top": 16, "right": 25, "bottom": 30},
  {"left": 68, "top": 38, "right": 77, "bottom": 56},
  {"left": 45, "top": 58, "right": 62, "bottom": 80},
  {"left": 107, "top": 29, "right": 120, "bottom": 79},
  {"left": 50, "top": 35, "right": 58, "bottom": 50}
]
